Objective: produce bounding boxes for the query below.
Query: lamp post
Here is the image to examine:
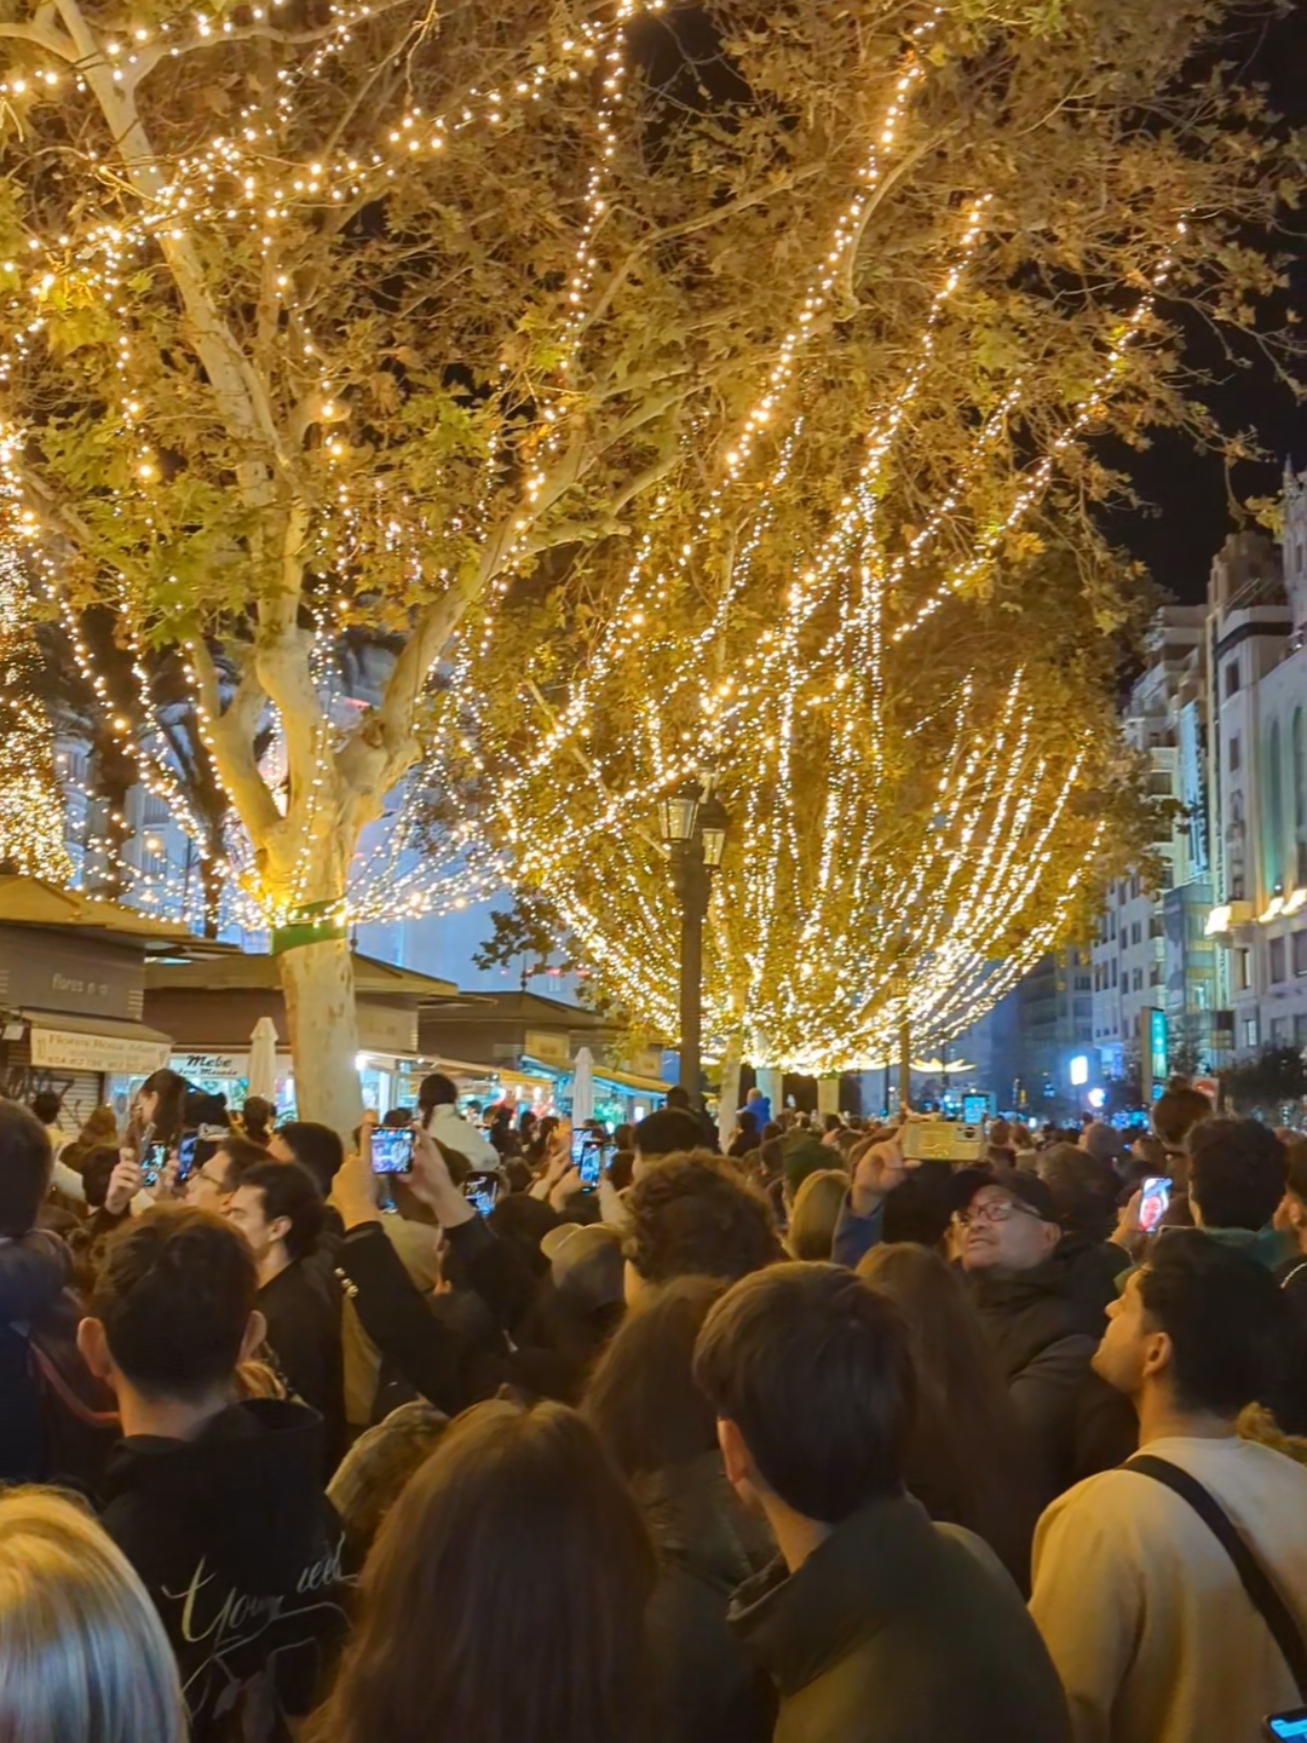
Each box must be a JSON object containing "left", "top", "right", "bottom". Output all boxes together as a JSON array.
[{"left": 658, "top": 775, "right": 729, "bottom": 1105}]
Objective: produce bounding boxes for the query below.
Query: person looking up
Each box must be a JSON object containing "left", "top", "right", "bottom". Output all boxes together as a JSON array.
[
  {"left": 306, "top": 1398, "right": 654, "bottom": 1743},
  {"left": 1030, "top": 1235, "right": 1307, "bottom": 1743},
  {"left": 185, "top": 1134, "right": 266, "bottom": 1214},
  {"left": 415, "top": 1072, "right": 499, "bottom": 1171},
  {"left": 858, "top": 1243, "right": 1041, "bottom": 1590},
  {"left": 0, "top": 1487, "right": 188, "bottom": 1743},
  {"left": 623, "top": 1152, "right": 782, "bottom": 1304},
  {"left": 586, "top": 1276, "right": 776, "bottom": 1743},
  {"left": 693, "top": 1263, "right": 1070, "bottom": 1743},
  {"left": 226, "top": 1161, "right": 345, "bottom": 1474},
  {"left": 77, "top": 1207, "right": 346, "bottom": 1741}
]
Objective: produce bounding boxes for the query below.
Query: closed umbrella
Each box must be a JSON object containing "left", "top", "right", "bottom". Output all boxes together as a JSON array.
[
  {"left": 247, "top": 1016, "right": 279, "bottom": 1102},
  {"left": 571, "top": 1045, "right": 594, "bottom": 1127}
]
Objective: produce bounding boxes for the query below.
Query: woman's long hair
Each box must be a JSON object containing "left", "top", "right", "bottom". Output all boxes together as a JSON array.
[
  {"left": 0, "top": 1488, "right": 187, "bottom": 1743},
  {"left": 307, "top": 1399, "right": 655, "bottom": 1743},
  {"left": 131, "top": 1068, "right": 189, "bottom": 1146},
  {"left": 585, "top": 1275, "right": 729, "bottom": 1480},
  {"left": 786, "top": 1168, "right": 849, "bottom": 1262},
  {"left": 857, "top": 1243, "right": 1041, "bottom": 1590}
]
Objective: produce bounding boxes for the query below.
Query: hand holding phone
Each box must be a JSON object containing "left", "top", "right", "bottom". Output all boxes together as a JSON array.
[
  {"left": 140, "top": 1140, "right": 169, "bottom": 1190},
  {"left": 463, "top": 1171, "right": 501, "bottom": 1218}
]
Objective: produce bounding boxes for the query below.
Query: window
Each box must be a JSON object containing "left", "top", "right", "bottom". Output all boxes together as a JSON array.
[
  {"left": 1237, "top": 949, "right": 1252, "bottom": 992},
  {"left": 1271, "top": 1017, "right": 1291, "bottom": 1046},
  {"left": 1269, "top": 936, "right": 1287, "bottom": 983},
  {"left": 1131, "top": 921, "right": 1142, "bottom": 947},
  {"left": 1110, "top": 960, "right": 1118, "bottom": 987},
  {"left": 1225, "top": 660, "right": 1241, "bottom": 698},
  {"left": 1243, "top": 1015, "right": 1259, "bottom": 1048},
  {"left": 1293, "top": 930, "right": 1307, "bottom": 978},
  {"left": 1295, "top": 707, "right": 1306, "bottom": 835},
  {"left": 1229, "top": 735, "right": 1241, "bottom": 773},
  {"left": 1075, "top": 975, "right": 1092, "bottom": 992},
  {"left": 1132, "top": 968, "right": 1144, "bottom": 993},
  {"left": 1297, "top": 1013, "right": 1307, "bottom": 1048},
  {"left": 1268, "top": 720, "right": 1285, "bottom": 892}
]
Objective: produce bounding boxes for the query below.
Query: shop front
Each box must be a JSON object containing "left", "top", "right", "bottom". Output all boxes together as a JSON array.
[
  {"left": 0, "top": 876, "right": 201, "bottom": 1130},
  {"left": 144, "top": 951, "right": 465, "bottom": 1119}
]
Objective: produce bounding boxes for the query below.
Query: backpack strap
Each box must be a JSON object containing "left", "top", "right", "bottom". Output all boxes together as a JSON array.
[{"left": 1128, "top": 1454, "right": 1307, "bottom": 1701}]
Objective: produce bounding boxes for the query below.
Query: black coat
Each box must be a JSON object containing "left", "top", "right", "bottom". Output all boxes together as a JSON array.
[
  {"left": 967, "top": 1237, "right": 1132, "bottom": 1503},
  {"left": 729, "top": 1494, "right": 1070, "bottom": 1743},
  {"left": 637, "top": 1451, "right": 776, "bottom": 1743},
  {"left": 260, "top": 1257, "right": 346, "bottom": 1479}
]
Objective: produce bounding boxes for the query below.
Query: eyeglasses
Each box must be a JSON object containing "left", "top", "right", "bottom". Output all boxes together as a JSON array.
[{"left": 954, "top": 1198, "right": 1044, "bottom": 1229}]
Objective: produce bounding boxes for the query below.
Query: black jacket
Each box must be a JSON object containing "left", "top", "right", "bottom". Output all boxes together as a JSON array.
[
  {"left": 0, "top": 1228, "right": 116, "bottom": 1487},
  {"left": 638, "top": 1451, "right": 776, "bottom": 1743},
  {"left": 101, "top": 1398, "right": 348, "bottom": 1743},
  {"left": 729, "top": 1494, "right": 1070, "bottom": 1743},
  {"left": 967, "top": 1237, "right": 1130, "bottom": 1502},
  {"left": 260, "top": 1257, "right": 346, "bottom": 1477}
]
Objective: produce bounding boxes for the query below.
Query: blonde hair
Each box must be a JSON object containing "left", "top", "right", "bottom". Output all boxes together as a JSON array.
[
  {"left": 0, "top": 1488, "right": 187, "bottom": 1743},
  {"left": 787, "top": 1168, "right": 851, "bottom": 1261}
]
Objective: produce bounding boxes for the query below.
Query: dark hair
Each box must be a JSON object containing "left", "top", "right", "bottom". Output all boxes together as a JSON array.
[
  {"left": 242, "top": 1095, "right": 275, "bottom": 1145},
  {"left": 585, "top": 1276, "right": 729, "bottom": 1478},
  {"left": 858, "top": 1244, "right": 1038, "bottom": 1586},
  {"left": 1153, "top": 1087, "right": 1213, "bottom": 1150},
  {"left": 694, "top": 1263, "right": 915, "bottom": 1523},
  {"left": 137, "top": 1069, "right": 189, "bottom": 1144},
  {"left": 214, "top": 1134, "right": 270, "bottom": 1192},
  {"left": 607, "top": 1149, "right": 635, "bottom": 1193},
  {"left": 91, "top": 1206, "right": 258, "bottom": 1400},
  {"left": 418, "top": 1073, "right": 458, "bottom": 1114},
  {"left": 633, "top": 1108, "right": 704, "bottom": 1160},
  {"left": 382, "top": 1106, "right": 415, "bottom": 1129},
  {"left": 275, "top": 1121, "right": 344, "bottom": 1196},
  {"left": 988, "top": 1118, "right": 1012, "bottom": 1150},
  {"left": 307, "top": 1400, "right": 654, "bottom": 1743},
  {"left": 0, "top": 1102, "right": 52, "bottom": 1236},
  {"left": 81, "top": 1143, "right": 120, "bottom": 1211},
  {"left": 241, "top": 1161, "right": 325, "bottom": 1261},
  {"left": 30, "top": 1089, "right": 61, "bottom": 1126},
  {"left": 1188, "top": 1119, "right": 1287, "bottom": 1231},
  {"left": 664, "top": 1085, "right": 691, "bottom": 1110},
  {"left": 881, "top": 1162, "right": 956, "bottom": 1250},
  {"left": 1036, "top": 1144, "right": 1120, "bottom": 1241},
  {"left": 787, "top": 1170, "right": 849, "bottom": 1262},
  {"left": 735, "top": 1110, "right": 758, "bottom": 1138},
  {"left": 625, "top": 1153, "right": 782, "bottom": 1286},
  {"left": 1141, "top": 1234, "right": 1287, "bottom": 1415}
]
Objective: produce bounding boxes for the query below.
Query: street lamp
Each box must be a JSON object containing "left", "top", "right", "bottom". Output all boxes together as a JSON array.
[{"left": 659, "top": 774, "right": 730, "bottom": 1104}]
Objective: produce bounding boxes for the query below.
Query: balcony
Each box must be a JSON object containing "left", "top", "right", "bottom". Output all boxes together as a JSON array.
[{"left": 1205, "top": 901, "right": 1255, "bottom": 945}]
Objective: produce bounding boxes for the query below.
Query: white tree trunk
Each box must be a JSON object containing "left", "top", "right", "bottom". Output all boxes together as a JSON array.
[
  {"left": 717, "top": 1038, "right": 742, "bottom": 1150},
  {"left": 277, "top": 937, "right": 363, "bottom": 1139}
]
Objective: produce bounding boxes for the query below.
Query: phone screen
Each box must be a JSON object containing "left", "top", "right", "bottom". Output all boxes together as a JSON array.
[
  {"left": 1139, "top": 1175, "right": 1172, "bottom": 1234},
  {"left": 463, "top": 1171, "right": 501, "bottom": 1217},
  {"left": 175, "top": 1134, "right": 198, "bottom": 1184},
  {"left": 141, "top": 1141, "right": 169, "bottom": 1189},
  {"left": 370, "top": 1127, "right": 415, "bottom": 1175},
  {"left": 1266, "top": 1710, "right": 1307, "bottom": 1740},
  {"left": 571, "top": 1133, "right": 587, "bottom": 1165},
  {"left": 578, "top": 1146, "right": 603, "bottom": 1189}
]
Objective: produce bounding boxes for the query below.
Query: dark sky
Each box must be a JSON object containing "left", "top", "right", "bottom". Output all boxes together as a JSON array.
[{"left": 1103, "top": 4, "right": 1306, "bottom": 603}]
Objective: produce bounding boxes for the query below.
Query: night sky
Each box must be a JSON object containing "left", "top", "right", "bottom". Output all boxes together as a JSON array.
[{"left": 1104, "top": 4, "right": 1306, "bottom": 603}]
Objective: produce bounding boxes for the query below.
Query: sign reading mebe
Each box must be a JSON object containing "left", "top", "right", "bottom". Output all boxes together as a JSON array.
[{"left": 0, "top": 927, "right": 142, "bottom": 1022}]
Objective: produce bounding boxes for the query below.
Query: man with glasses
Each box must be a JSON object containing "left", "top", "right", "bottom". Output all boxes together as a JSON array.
[
  {"left": 185, "top": 1135, "right": 266, "bottom": 1212},
  {"left": 955, "top": 1169, "right": 1128, "bottom": 1506}
]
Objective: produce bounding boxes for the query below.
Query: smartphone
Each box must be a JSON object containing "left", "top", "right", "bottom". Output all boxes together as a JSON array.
[
  {"left": 175, "top": 1134, "right": 198, "bottom": 1184},
  {"left": 571, "top": 1132, "right": 587, "bottom": 1165},
  {"left": 1265, "top": 1709, "right": 1307, "bottom": 1740},
  {"left": 141, "top": 1140, "right": 169, "bottom": 1189},
  {"left": 578, "top": 1146, "right": 603, "bottom": 1190},
  {"left": 463, "top": 1171, "right": 501, "bottom": 1217},
  {"left": 1138, "top": 1175, "right": 1172, "bottom": 1234},
  {"left": 371, "top": 1126, "right": 415, "bottom": 1175}
]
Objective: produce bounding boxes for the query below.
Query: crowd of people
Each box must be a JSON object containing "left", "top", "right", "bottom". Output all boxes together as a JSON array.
[{"left": 2, "top": 1067, "right": 1307, "bottom": 1743}]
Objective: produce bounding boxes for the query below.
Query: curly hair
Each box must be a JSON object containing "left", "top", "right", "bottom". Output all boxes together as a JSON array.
[{"left": 624, "top": 1151, "right": 783, "bottom": 1286}]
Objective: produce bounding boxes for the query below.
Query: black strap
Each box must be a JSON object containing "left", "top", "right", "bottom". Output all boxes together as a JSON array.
[{"left": 1128, "top": 1454, "right": 1307, "bottom": 1700}]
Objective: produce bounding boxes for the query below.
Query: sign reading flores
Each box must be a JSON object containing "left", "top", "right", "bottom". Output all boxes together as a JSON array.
[{"left": 29, "top": 1026, "right": 170, "bottom": 1075}]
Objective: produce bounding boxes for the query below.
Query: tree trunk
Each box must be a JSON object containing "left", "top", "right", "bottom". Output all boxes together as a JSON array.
[
  {"left": 717, "top": 1037, "right": 742, "bottom": 1150},
  {"left": 277, "top": 936, "right": 363, "bottom": 1139}
]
